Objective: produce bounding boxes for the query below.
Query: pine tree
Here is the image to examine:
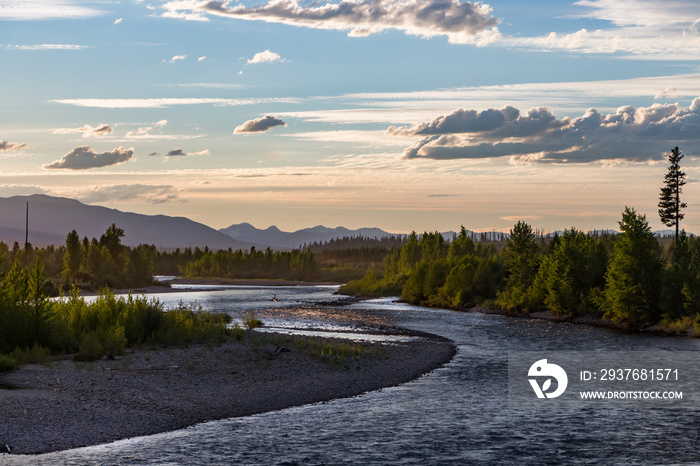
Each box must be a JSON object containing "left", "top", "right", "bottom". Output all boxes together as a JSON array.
[
  {"left": 600, "top": 207, "right": 663, "bottom": 325},
  {"left": 63, "top": 230, "right": 82, "bottom": 283},
  {"left": 658, "top": 146, "right": 687, "bottom": 244}
]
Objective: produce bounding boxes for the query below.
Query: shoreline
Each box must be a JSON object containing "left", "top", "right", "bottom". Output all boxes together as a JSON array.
[
  {"left": 468, "top": 305, "right": 696, "bottom": 338},
  {"left": 0, "top": 330, "right": 455, "bottom": 455},
  {"left": 79, "top": 278, "right": 342, "bottom": 297}
]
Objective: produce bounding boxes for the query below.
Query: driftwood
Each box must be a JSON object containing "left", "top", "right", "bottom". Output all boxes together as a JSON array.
[{"left": 262, "top": 344, "right": 291, "bottom": 360}]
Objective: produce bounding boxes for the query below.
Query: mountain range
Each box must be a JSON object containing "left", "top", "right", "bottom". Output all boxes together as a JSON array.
[
  {"left": 3, "top": 194, "right": 675, "bottom": 252},
  {"left": 218, "top": 223, "right": 393, "bottom": 249},
  {"left": 0, "top": 195, "right": 397, "bottom": 251}
]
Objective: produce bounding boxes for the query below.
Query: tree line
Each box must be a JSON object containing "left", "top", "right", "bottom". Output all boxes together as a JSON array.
[{"left": 343, "top": 147, "right": 697, "bottom": 332}]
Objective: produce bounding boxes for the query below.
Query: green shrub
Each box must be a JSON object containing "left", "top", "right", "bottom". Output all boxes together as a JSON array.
[
  {"left": 102, "top": 325, "right": 127, "bottom": 359},
  {"left": 0, "top": 354, "right": 19, "bottom": 372},
  {"left": 10, "top": 343, "right": 51, "bottom": 366},
  {"left": 230, "top": 324, "right": 245, "bottom": 341},
  {"left": 74, "top": 332, "right": 104, "bottom": 361},
  {"left": 241, "top": 310, "right": 263, "bottom": 329}
]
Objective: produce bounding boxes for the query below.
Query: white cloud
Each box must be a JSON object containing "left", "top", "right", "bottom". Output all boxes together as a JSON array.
[
  {"left": 234, "top": 115, "right": 286, "bottom": 133},
  {"left": 274, "top": 74, "right": 700, "bottom": 127},
  {"left": 79, "top": 184, "right": 182, "bottom": 204},
  {"left": 0, "top": 185, "right": 48, "bottom": 196},
  {"left": 396, "top": 98, "right": 700, "bottom": 163},
  {"left": 114, "top": 17, "right": 123, "bottom": 24},
  {"left": 122, "top": 120, "right": 204, "bottom": 141},
  {"left": 53, "top": 124, "right": 114, "bottom": 138},
  {"left": 499, "top": 0, "right": 700, "bottom": 59},
  {"left": 173, "top": 82, "right": 245, "bottom": 89},
  {"left": 52, "top": 97, "right": 301, "bottom": 108},
  {"left": 0, "top": 141, "right": 27, "bottom": 151},
  {"left": 655, "top": 87, "right": 679, "bottom": 99},
  {"left": 162, "top": 0, "right": 500, "bottom": 45},
  {"left": 0, "top": 0, "right": 105, "bottom": 21},
  {"left": 247, "top": 50, "right": 285, "bottom": 64},
  {"left": 163, "top": 54, "right": 187, "bottom": 64},
  {"left": 198, "top": 55, "right": 206, "bottom": 61},
  {"left": 3, "top": 44, "right": 89, "bottom": 50},
  {"left": 43, "top": 146, "right": 134, "bottom": 170}
]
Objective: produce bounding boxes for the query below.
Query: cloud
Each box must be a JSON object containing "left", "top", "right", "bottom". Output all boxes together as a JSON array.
[
  {"left": 395, "top": 98, "right": 700, "bottom": 163},
  {"left": 163, "top": 54, "right": 187, "bottom": 64},
  {"left": 43, "top": 146, "right": 134, "bottom": 170},
  {"left": 53, "top": 124, "right": 114, "bottom": 137},
  {"left": 499, "top": 0, "right": 700, "bottom": 59},
  {"left": 655, "top": 87, "right": 679, "bottom": 99},
  {"left": 389, "top": 106, "right": 564, "bottom": 138},
  {"left": 247, "top": 50, "right": 285, "bottom": 64},
  {"left": 234, "top": 115, "right": 287, "bottom": 133},
  {"left": 198, "top": 55, "right": 206, "bottom": 61},
  {"left": 163, "top": 0, "right": 500, "bottom": 45},
  {"left": 500, "top": 215, "right": 543, "bottom": 222},
  {"left": 0, "top": 1, "right": 105, "bottom": 20},
  {"left": 0, "top": 141, "right": 27, "bottom": 151},
  {"left": 3, "top": 44, "right": 89, "bottom": 50},
  {"left": 117, "top": 119, "right": 198, "bottom": 141},
  {"left": 114, "top": 17, "right": 123, "bottom": 24},
  {"left": 0, "top": 185, "right": 48, "bottom": 196},
  {"left": 166, "top": 148, "right": 210, "bottom": 156},
  {"left": 173, "top": 82, "right": 245, "bottom": 89},
  {"left": 79, "top": 184, "right": 182, "bottom": 204},
  {"left": 52, "top": 97, "right": 300, "bottom": 108}
]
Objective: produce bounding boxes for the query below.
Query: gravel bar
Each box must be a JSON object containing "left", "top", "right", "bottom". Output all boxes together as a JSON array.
[{"left": 0, "top": 331, "right": 455, "bottom": 455}]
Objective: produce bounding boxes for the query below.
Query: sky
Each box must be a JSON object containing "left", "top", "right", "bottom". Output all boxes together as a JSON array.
[{"left": 2, "top": 0, "right": 700, "bottom": 234}]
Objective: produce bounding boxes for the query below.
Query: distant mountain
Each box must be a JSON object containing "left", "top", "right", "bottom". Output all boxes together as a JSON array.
[
  {"left": 0, "top": 195, "right": 253, "bottom": 250},
  {"left": 219, "top": 223, "right": 393, "bottom": 249}
]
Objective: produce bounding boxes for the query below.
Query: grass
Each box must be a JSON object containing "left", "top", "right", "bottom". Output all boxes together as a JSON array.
[{"left": 0, "top": 344, "right": 52, "bottom": 372}]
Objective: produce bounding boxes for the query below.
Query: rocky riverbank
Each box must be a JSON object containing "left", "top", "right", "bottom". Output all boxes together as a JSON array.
[{"left": 0, "top": 330, "right": 455, "bottom": 455}]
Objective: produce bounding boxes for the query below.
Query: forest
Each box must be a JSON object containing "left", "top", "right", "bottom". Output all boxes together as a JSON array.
[{"left": 342, "top": 208, "right": 700, "bottom": 334}]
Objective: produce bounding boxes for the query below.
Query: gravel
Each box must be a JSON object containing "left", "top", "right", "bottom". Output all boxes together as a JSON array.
[{"left": 0, "top": 331, "right": 455, "bottom": 455}]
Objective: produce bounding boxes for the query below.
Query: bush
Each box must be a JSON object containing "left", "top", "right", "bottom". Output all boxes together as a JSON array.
[
  {"left": 241, "top": 310, "right": 263, "bottom": 329},
  {"left": 74, "top": 332, "right": 104, "bottom": 361},
  {"left": 0, "top": 354, "right": 19, "bottom": 372},
  {"left": 230, "top": 324, "right": 245, "bottom": 341}
]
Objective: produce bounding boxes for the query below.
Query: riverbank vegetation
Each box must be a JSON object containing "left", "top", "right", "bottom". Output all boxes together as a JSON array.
[
  {"left": 341, "top": 207, "right": 700, "bottom": 335},
  {"left": 1, "top": 225, "right": 395, "bottom": 293},
  {"left": 0, "top": 261, "right": 234, "bottom": 370}
]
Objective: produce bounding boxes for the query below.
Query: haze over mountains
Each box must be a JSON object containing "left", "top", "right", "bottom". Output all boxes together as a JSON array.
[{"left": 0, "top": 195, "right": 397, "bottom": 250}]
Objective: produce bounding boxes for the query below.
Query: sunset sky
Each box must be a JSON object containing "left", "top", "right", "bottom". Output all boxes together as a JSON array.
[{"left": 2, "top": 0, "right": 700, "bottom": 234}]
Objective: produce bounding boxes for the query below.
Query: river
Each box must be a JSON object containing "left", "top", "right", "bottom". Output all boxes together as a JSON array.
[{"left": 4, "top": 284, "right": 700, "bottom": 465}]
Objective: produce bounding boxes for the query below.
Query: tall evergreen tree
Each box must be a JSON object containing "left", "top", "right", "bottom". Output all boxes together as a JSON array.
[
  {"left": 600, "top": 207, "right": 663, "bottom": 325},
  {"left": 63, "top": 230, "right": 82, "bottom": 283},
  {"left": 498, "top": 221, "right": 539, "bottom": 309},
  {"left": 658, "top": 146, "right": 687, "bottom": 244}
]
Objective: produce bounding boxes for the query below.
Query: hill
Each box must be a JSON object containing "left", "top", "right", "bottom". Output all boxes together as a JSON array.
[{"left": 0, "top": 195, "right": 252, "bottom": 250}]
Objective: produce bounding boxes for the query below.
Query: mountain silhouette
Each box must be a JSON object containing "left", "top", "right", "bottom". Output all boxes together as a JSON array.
[
  {"left": 0, "top": 195, "right": 252, "bottom": 250},
  {"left": 219, "top": 223, "right": 391, "bottom": 249}
]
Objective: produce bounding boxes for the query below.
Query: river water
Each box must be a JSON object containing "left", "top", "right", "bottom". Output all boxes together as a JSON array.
[{"left": 5, "top": 285, "right": 700, "bottom": 465}]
